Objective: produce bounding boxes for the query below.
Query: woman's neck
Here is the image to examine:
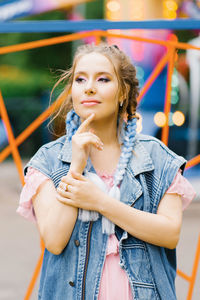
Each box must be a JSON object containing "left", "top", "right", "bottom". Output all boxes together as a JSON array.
[
  {"left": 88, "top": 117, "right": 122, "bottom": 174},
  {"left": 88, "top": 117, "right": 120, "bottom": 146}
]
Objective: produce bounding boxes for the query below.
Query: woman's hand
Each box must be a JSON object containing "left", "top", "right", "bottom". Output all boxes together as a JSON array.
[
  {"left": 70, "top": 113, "right": 103, "bottom": 174},
  {"left": 56, "top": 171, "right": 105, "bottom": 212}
]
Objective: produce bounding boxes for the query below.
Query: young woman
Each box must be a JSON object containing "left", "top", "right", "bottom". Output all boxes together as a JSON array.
[{"left": 18, "top": 43, "right": 196, "bottom": 300}]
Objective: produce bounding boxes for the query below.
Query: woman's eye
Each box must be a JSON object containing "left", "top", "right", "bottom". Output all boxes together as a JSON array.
[
  {"left": 75, "top": 77, "right": 85, "bottom": 83},
  {"left": 98, "top": 77, "right": 110, "bottom": 83}
]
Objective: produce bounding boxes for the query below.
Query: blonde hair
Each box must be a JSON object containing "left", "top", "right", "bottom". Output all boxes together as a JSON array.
[{"left": 50, "top": 43, "right": 139, "bottom": 136}]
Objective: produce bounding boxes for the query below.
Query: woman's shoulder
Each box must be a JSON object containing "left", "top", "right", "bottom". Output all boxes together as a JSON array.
[
  {"left": 31, "top": 135, "right": 68, "bottom": 161},
  {"left": 136, "top": 133, "right": 186, "bottom": 170},
  {"left": 24, "top": 135, "right": 68, "bottom": 176},
  {"left": 38, "top": 135, "right": 67, "bottom": 152},
  {"left": 137, "top": 133, "right": 170, "bottom": 148},
  {"left": 137, "top": 133, "right": 182, "bottom": 157}
]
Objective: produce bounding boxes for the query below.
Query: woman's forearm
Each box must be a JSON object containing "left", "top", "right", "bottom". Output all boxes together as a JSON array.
[
  {"left": 42, "top": 201, "right": 78, "bottom": 255},
  {"left": 33, "top": 169, "right": 78, "bottom": 255},
  {"left": 98, "top": 193, "right": 182, "bottom": 249}
]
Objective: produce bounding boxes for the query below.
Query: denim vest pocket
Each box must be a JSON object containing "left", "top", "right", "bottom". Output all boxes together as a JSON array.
[{"left": 120, "top": 238, "right": 160, "bottom": 299}]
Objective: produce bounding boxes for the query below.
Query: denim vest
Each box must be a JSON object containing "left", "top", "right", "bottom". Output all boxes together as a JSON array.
[{"left": 25, "top": 134, "right": 186, "bottom": 300}]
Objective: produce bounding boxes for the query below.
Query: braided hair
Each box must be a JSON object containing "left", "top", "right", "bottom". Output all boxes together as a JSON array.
[
  {"left": 63, "top": 43, "right": 139, "bottom": 186},
  {"left": 63, "top": 44, "right": 140, "bottom": 233},
  {"left": 66, "top": 109, "right": 137, "bottom": 185}
]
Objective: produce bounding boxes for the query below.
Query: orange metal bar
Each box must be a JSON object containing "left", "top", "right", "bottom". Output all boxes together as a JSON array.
[
  {"left": 161, "top": 40, "right": 176, "bottom": 145},
  {"left": 101, "top": 30, "right": 200, "bottom": 51},
  {"left": 1, "top": 30, "right": 200, "bottom": 56},
  {"left": 0, "top": 91, "right": 24, "bottom": 185},
  {"left": 186, "top": 154, "right": 200, "bottom": 170},
  {"left": 94, "top": 32, "right": 102, "bottom": 45},
  {"left": 0, "top": 30, "right": 199, "bottom": 300},
  {"left": 24, "top": 240, "right": 45, "bottom": 300},
  {"left": 0, "top": 51, "right": 171, "bottom": 163},
  {"left": 0, "top": 30, "right": 102, "bottom": 55},
  {"left": 137, "top": 52, "right": 168, "bottom": 104},
  {"left": 177, "top": 269, "right": 191, "bottom": 282},
  {"left": 187, "top": 235, "right": 200, "bottom": 300},
  {"left": 0, "top": 92, "right": 66, "bottom": 163}
]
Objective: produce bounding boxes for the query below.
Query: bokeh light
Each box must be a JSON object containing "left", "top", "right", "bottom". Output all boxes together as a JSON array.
[
  {"left": 136, "top": 66, "right": 145, "bottom": 87},
  {"left": 130, "top": 0, "right": 144, "bottom": 20},
  {"left": 164, "top": 0, "right": 178, "bottom": 11},
  {"left": 154, "top": 112, "right": 167, "bottom": 127},
  {"left": 172, "top": 111, "right": 185, "bottom": 126},
  {"left": 171, "top": 73, "right": 179, "bottom": 88},
  {"left": 106, "top": 0, "right": 120, "bottom": 12},
  {"left": 169, "top": 112, "right": 174, "bottom": 126},
  {"left": 163, "top": 0, "right": 178, "bottom": 19},
  {"left": 171, "top": 89, "right": 179, "bottom": 104}
]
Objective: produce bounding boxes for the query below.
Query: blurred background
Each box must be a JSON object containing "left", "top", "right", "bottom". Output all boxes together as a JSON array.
[
  {"left": 1, "top": 0, "right": 200, "bottom": 160},
  {"left": 0, "top": 0, "right": 200, "bottom": 163},
  {"left": 0, "top": 0, "right": 200, "bottom": 299}
]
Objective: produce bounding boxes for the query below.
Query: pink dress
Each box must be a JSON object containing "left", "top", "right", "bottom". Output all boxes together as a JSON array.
[{"left": 17, "top": 167, "right": 196, "bottom": 300}]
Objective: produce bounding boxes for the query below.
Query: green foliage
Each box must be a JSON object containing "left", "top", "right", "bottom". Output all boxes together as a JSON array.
[
  {"left": 85, "top": 0, "right": 104, "bottom": 19},
  {"left": 0, "top": 2, "right": 103, "bottom": 98},
  {"left": 0, "top": 2, "right": 104, "bottom": 155},
  {"left": 0, "top": 8, "right": 73, "bottom": 97},
  {"left": 0, "top": 65, "right": 53, "bottom": 97}
]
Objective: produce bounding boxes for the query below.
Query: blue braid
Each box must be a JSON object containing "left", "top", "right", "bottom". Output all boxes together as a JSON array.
[
  {"left": 66, "top": 109, "right": 80, "bottom": 141},
  {"left": 114, "top": 117, "right": 137, "bottom": 186},
  {"left": 66, "top": 110, "right": 137, "bottom": 187}
]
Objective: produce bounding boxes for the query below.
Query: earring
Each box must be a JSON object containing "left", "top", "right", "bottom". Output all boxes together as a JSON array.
[{"left": 120, "top": 101, "right": 123, "bottom": 107}]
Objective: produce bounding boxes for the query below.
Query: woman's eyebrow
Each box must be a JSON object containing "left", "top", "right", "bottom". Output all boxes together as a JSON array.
[{"left": 74, "top": 71, "right": 112, "bottom": 76}]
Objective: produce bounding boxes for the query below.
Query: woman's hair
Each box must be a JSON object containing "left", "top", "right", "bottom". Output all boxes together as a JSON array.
[
  {"left": 50, "top": 43, "right": 140, "bottom": 201},
  {"left": 50, "top": 42, "right": 139, "bottom": 136}
]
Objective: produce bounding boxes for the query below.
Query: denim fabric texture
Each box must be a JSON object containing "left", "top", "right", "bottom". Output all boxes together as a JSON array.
[{"left": 25, "top": 133, "right": 186, "bottom": 300}]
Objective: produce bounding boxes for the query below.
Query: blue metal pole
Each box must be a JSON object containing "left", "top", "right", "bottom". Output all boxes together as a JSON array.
[{"left": 0, "top": 19, "right": 199, "bottom": 33}]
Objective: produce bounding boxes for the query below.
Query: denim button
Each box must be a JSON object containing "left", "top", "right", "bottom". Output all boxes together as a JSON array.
[
  {"left": 74, "top": 239, "right": 80, "bottom": 247},
  {"left": 69, "top": 281, "right": 75, "bottom": 287}
]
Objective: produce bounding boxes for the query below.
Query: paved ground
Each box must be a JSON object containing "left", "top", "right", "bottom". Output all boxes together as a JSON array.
[{"left": 0, "top": 161, "right": 200, "bottom": 300}]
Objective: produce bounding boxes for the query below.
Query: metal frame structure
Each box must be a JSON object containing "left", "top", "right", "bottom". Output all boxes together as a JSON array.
[{"left": 0, "top": 22, "right": 200, "bottom": 300}]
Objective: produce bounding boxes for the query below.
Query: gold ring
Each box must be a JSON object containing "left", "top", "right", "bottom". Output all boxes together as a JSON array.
[{"left": 65, "top": 183, "right": 68, "bottom": 192}]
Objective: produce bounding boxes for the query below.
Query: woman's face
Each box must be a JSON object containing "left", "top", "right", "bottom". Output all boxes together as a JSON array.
[{"left": 71, "top": 52, "right": 122, "bottom": 122}]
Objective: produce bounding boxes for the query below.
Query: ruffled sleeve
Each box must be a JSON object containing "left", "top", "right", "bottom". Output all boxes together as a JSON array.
[
  {"left": 166, "top": 169, "right": 196, "bottom": 210},
  {"left": 17, "top": 167, "right": 50, "bottom": 222}
]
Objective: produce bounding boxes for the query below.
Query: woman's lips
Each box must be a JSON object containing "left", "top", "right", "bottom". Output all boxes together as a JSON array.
[{"left": 81, "top": 101, "right": 101, "bottom": 106}]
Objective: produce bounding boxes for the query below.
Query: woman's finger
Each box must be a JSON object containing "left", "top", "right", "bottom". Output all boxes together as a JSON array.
[
  {"left": 60, "top": 176, "right": 76, "bottom": 186},
  {"left": 58, "top": 181, "right": 71, "bottom": 192},
  {"left": 56, "top": 193, "right": 75, "bottom": 207},
  {"left": 70, "top": 170, "right": 86, "bottom": 181},
  {"left": 76, "top": 113, "right": 95, "bottom": 134},
  {"left": 57, "top": 186, "right": 72, "bottom": 197},
  {"left": 78, "top": 132, "right": 103, "bottom": 147},
  {"left": 73, "top": 133, "right": 103, "bottom": 150}
]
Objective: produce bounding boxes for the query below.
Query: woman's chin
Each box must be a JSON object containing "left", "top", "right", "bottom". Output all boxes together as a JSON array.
[{"left": 77, "top": 109, "right": 98, "bottom": 121}]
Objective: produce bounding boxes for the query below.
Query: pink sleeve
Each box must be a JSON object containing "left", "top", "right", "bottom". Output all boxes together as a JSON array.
[
  {"left": 16, "top": 167, "right": 50, "bottom": 222},
  {"left": 166, "top": 170, "right": 196, "bottom": 210}
]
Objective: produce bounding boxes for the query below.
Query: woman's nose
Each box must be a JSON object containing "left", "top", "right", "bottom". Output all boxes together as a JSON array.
[
  {"left": 84, "top": 81, "right": 96, "bottom": 95},
  {"left": 85, "top": 87, "right": 96, "bottom": 95}
]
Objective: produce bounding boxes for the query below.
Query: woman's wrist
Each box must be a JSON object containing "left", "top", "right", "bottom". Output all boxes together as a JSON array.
[
  {"left": 97, "top": 193, "right": 115, "bottom": 215},
  {"left": 69, "top": 163, "right": 84, "bottom": 175}
]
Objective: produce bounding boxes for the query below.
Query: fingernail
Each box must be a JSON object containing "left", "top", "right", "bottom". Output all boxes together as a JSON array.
[{"left": 98, "top": 145, "right": 103, "bottom": 150}]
